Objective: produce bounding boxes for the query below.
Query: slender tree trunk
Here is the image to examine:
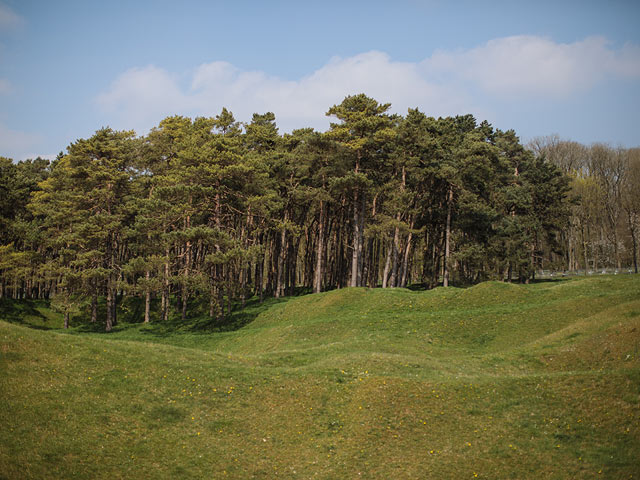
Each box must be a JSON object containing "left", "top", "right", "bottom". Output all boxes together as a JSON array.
[
  {"left": 209, "top": 284, "right": 217, "bottom": 319},
  {"left": 240, "top": 210, "right": 251, "bottom": 306},
  {"left": 443, "top": 186, "right": 453, "bottom": 287},
  {"left": 91, "top": 289, "right": 98, "bottom": 323},
  {"left": 285, "top": 238, "right": 293, "bottom": 296},
  {"left": 106, "top": 280, "right": 113, "bottom": 332},
  {"left": 111, "top": 282, "right": 118, "bottom": 326},
  {"left": 432, "top": 233, "right": 441, "bottom": 288},
  {"left": 181, "top": 290, "right": 187, "bottom": 321},
  {"left": 290, "top": 239, "right": 299, "bottom": 295},
  {"left": 105, "top": 235, "right": 116, "bottom": 332},
  {"left": 162, "top": 245, "right": 170, "bottom": 322},
  {"left": 581, "top": 223, "right": 589, "bottom": 275},
  {"left": 614, "top": 229, "right": 621, "bottom": 270},
  {"left": 217, "top": 269, "right": 225, "bottom": 320},
  {"left": 182, "top": 212, "right": 192, "bottom": 322},
  {"left": 368, "top": 237, "right": 379, "bottom": 288},
  {"left": 400, "top": 230, "right": 413, "bottom": 288},
  {"left": 382, "top": 239, "right": 392, "bottom": 289},
  {"left": 628, "top": 211, "right": 638, "bottom": 274},
  {"left": 267, "top": 234, "right": 276, "bottom": 296},
  {"left": 276, "top": 212, "right": 288, "bottom": 298},
  {"left": 390, "top": 218, "right": 401, "bottom": 288},
  {"left": 256, "top": 236, "right": 265, "bottom": 303},
  {"left": 144, "top": 269, "right": 151, "bottom": 323},
  {"left": 314, "top": 201, "right": 325, "bottom": 293},
  {"left": 529, "top": 241, "right": 536, "bottom": 283},
  {"left": 350, "top": 189, "right": 361, "bottom": 287},
  {"left": 239, "top": 264, "right": 246, "bottom": 307},
  {"left": 357, "top": 194, "right": 366, "bottom": 286},
  {"left": 338, "top": 219, "right": 347, "bottom": 288},
  {"left": 366, "top": 194, "right": 379, "bottom": 288}
]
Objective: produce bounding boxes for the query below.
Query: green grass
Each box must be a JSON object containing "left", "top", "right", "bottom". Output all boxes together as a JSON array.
[{"left": 1, "top": 275, "right": 639, "bottom": 479}]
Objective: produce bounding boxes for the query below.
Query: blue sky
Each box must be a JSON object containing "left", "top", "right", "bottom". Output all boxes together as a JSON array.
[{"left": 1, "top": 0, "right": 639, "bottom": 160}]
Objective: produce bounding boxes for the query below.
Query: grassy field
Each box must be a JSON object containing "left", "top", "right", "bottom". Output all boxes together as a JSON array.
[{"left": 1, "top": 275, "right": 639, "bottom": 479}]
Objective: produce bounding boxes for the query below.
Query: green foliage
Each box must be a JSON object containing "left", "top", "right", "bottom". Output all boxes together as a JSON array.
[{"left": 1, "top": 95, "right": 583, "bottom": 329}]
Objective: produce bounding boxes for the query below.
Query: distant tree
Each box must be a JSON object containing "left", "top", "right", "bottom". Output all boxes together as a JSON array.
[{"left": 622, "top": 148, "right": 640, "bottom": 273}]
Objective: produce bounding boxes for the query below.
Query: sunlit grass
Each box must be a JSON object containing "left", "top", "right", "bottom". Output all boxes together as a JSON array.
[{"left": 1, "top": 275, "right": 639, "bottom": 478}]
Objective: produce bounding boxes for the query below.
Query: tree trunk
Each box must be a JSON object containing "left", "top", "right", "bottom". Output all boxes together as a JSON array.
[
  {"left": 367, "top": 237, "right": 379, "bottom": 288},
  {"left": 400, "top": 230, "right": 413, "bottom": 288},
  {"left": 257, "top": 251, "right": 264, "bottom": 303},
  {"left": 314, "top": 202, "right": 325, "bottom": 293},
  {"left": 628, "top": 211, "right": 638, "bottom": 274},
  {"left": 529, "top": 241, "right": 536, "bottom": 283},
  {"left": 181, "top": 290, "right": 188, "bottom": 322},
  {"left": 91, "top": 289, "right": 98, "bottom": 323},
  {"left": 144, "top": 270, "right": 151, "bottom": 323},
  {"left": 106, "top": 280, "right": 114, "bottom": 332},
  {"left": 162, "top": 246, "right": 170, "bottom": 322},
  {"left": 443, "top": 186, "right": 453, "bottom": 287},
  {"left": 357, "top": 194, "right": 366, "bottom": 286},
  {"left": 276, "top": 212, "right": 288, "bottom": 298},
  {"left": 111, "top": 284, "right": 118, "bottom": 327},
  {"left": 209, "top": 285, "right": 218, "bottom": 318},
  {"left": 182, "top": 222, "right": 191, "bottom": 322},
  {"left": 350, "top": 189, "right": 361, "bottom": 287},
  {"left": 382, "top": 239, "right": 392, "bottom": 289},
  {"left": 390, "top": 218, "right": 401, "bottom": 288}
]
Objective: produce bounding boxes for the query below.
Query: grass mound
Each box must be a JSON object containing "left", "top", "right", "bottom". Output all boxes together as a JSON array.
[{"left": 1, "top": 275, "right": 639, "bottom": 479}]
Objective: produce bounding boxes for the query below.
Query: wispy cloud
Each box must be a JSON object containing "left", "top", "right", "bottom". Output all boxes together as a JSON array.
[
  {"left": 424, "top": 35, "right": 640, "bottom": 98},
  {"left": 95, "top": 35, "right": 640, "bottom": 135}
]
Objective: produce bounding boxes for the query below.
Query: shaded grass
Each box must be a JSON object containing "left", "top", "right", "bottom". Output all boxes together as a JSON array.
[
  {"left": 0, "top": 298, "right": 62, "bottom": 330},
  {"left": 1, "top": 274, "right": 639, "bottom": 479}
]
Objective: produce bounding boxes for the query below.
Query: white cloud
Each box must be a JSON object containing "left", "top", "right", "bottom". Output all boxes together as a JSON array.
[
  {"left": 0, "top": 3, "right": 23, "bottom": 29},
  {"left": 187, "top": 52, "right": 467, "bottom": 130},
  {"left": 424, "top": 35, "right": 640, "bottom": 98},
  {"left": 95, "top": 52, "right": 466, "bottom": 134},
  {"left": 95, "top": 65, "right": 188, "bottom": 132},
  {"left": 95, "top": 36, "right": 640, "bottom": 134}
]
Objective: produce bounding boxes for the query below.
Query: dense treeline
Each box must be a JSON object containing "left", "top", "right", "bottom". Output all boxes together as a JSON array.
[
  {"left": 529, "top": 136, "right": 640, "bottom": 274},
  {"left": 0, "top": 94, "right": 636, "bottom": 330}
]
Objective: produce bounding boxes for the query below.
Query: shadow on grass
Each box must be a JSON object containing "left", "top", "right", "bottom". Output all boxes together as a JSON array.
[
  {"left": 137, "top": 295, "right": 288, "bottom": 338},
  {"left": 528, "top": 278, "right": 567, "bottom": 284},
  {"left": 68, "top": 294, "right": 288, "bottom": 337},
  {"left": 0, "top": 298, "right": 56, "bottom": 330}
]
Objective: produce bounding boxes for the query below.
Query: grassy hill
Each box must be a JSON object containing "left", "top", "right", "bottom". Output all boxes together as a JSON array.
[{"left": 1, "top": 275, "right": 639, "bottom": 479}]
